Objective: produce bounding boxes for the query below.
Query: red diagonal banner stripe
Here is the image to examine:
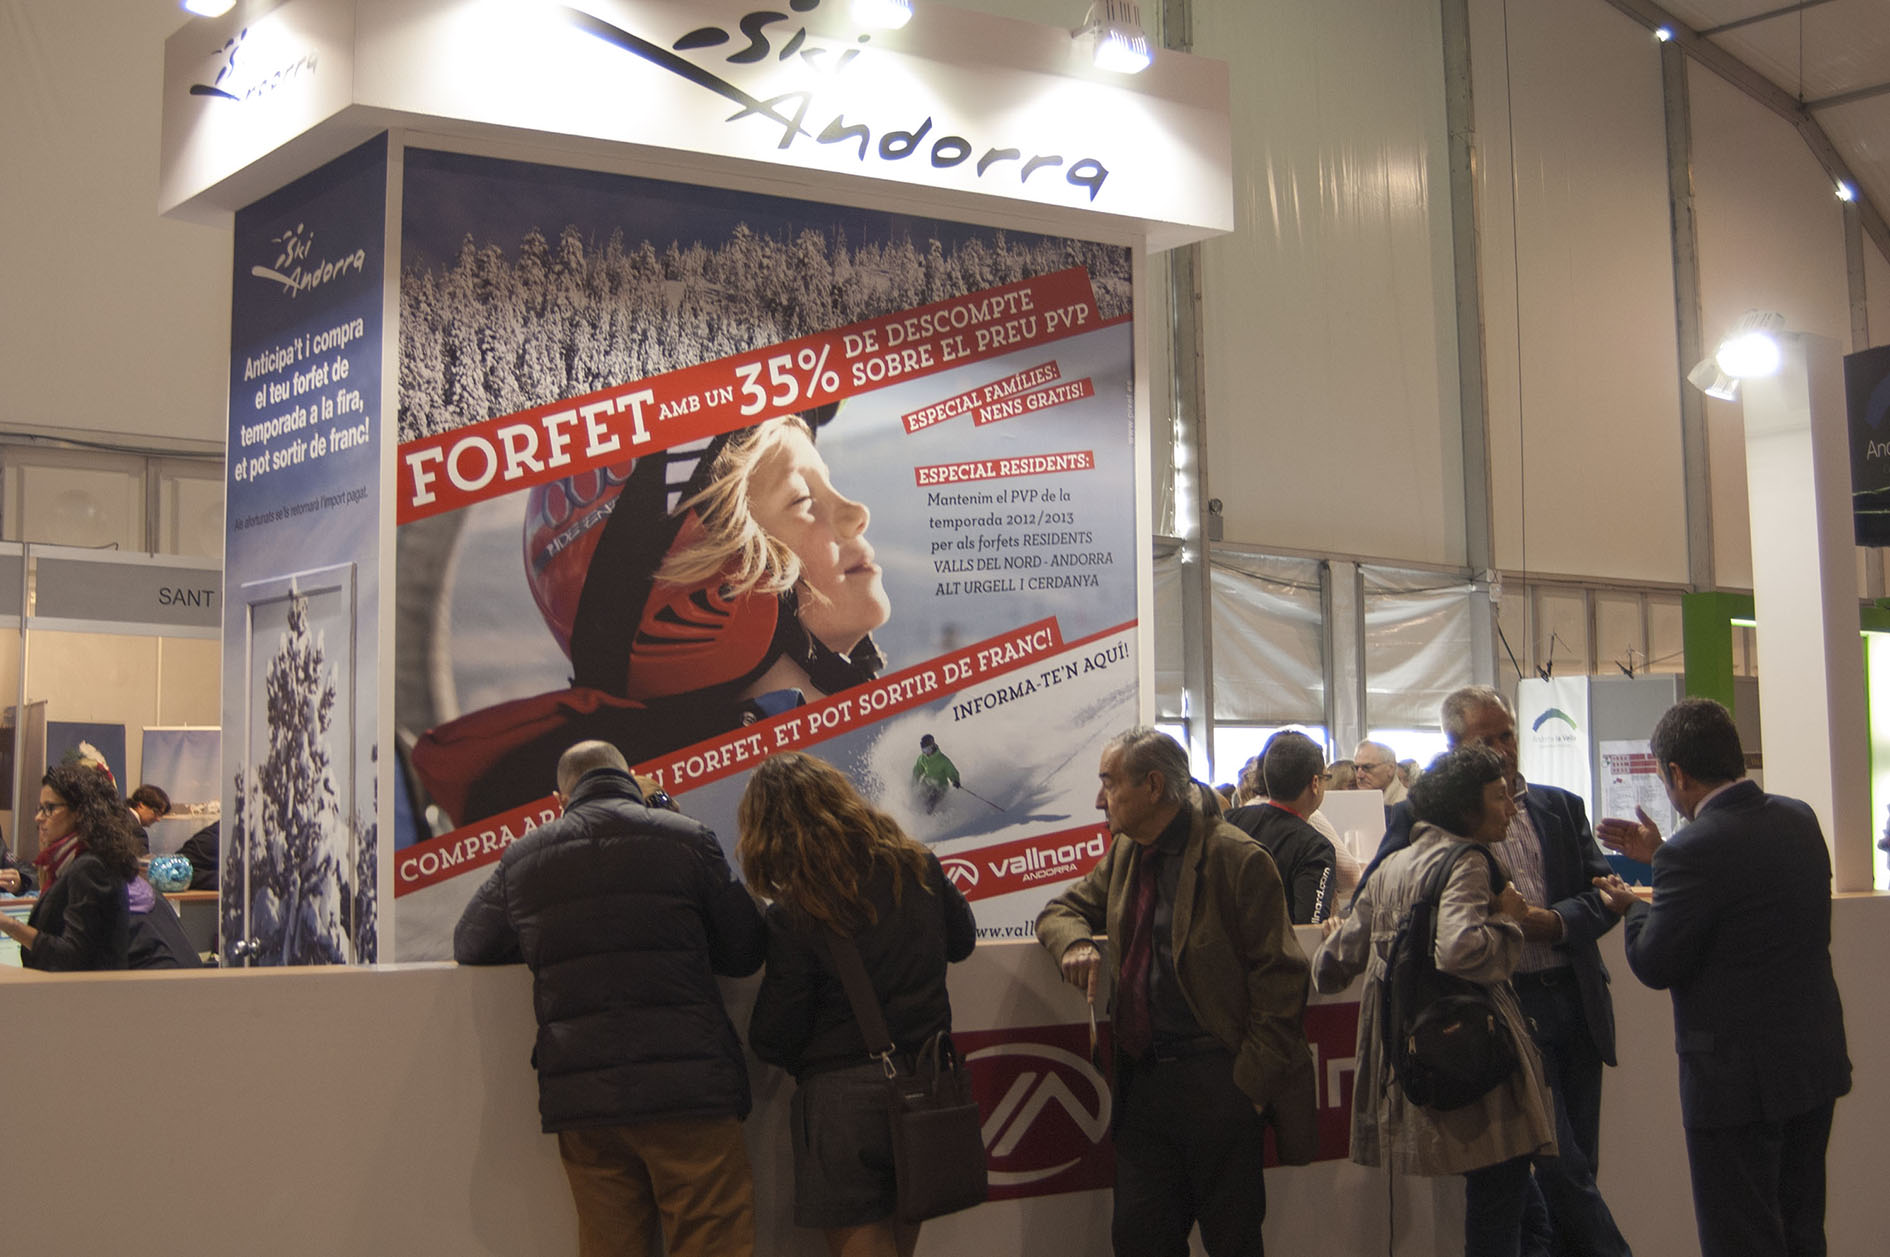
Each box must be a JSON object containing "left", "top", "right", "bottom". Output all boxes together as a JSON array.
[
  {"left": 392, "top": 617, "right": 1070, "bottom": 896},
  {"left": 397, "top": 269, "right": 1102, "bottom": 522}
]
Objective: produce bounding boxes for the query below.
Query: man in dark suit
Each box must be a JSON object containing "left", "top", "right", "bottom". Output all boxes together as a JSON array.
[
  {"left": 1595, "top": 698, "right": 1850, "bottom": 1257},
  {"left": 1357, "top": 685, "right": 1631, "bottom": 1257}
]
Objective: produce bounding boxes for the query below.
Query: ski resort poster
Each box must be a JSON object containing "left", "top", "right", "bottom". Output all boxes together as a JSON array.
[
  {"left": 222, "top": 135, "right": 385, "bottom": 965},
  {"left": 393, "top": 149, "right": 1139, "bottom": 958}
]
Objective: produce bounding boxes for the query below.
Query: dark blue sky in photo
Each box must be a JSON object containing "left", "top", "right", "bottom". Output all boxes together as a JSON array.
[{"left": 401, "top": 148, "right": 1060, "bottom": 270}]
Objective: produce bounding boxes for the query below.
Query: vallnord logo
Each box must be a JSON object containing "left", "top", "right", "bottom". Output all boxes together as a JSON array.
[
  {"left": 964, "top": 1039, "right": 1113, "bottom": 1190},
  {"left": 189, "top": 27, "right": 318, "bottom": 103},
  {"left": 561, "top": 1, "right": 1112, "bottom": 202},
  {"left": 253, "top": 222, "right": 368, "bottom": 299},
  {"left": 940, "top": 857, "right": 980, "bottom": 890}
]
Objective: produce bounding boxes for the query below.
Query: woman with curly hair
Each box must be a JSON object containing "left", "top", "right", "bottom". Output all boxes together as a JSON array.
[
  {"left": 739, "top": 752, "right": 976, "bottom": 1257},
  {"left": 0, "top": 765, "right": 142, "bottom": 970}
]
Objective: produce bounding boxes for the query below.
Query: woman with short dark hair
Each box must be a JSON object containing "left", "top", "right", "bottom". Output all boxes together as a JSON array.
[
  {"left": 0, "top": 765, "right": 142, "bottom": 970},
  {"left": 1312, "top": 746, "right": 1556, "bottom": 1257}
]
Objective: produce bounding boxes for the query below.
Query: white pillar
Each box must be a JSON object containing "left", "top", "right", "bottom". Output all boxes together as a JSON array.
[{"left": 1742, "top": 332, "right": 1872, "bottom": 889}]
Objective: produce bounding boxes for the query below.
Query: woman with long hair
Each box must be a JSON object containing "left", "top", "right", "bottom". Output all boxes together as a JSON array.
[
  {"left": 1312, "top": 746, "right": 1556, "bottom": 1257},
  {"left": 739, "top": 752, "right": 976, "bottom": 1257},
  {"left": 0, "top": 765, "right": 142, "bottom": 970}
]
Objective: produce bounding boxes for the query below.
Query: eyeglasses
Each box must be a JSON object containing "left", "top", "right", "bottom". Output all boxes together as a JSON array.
[{"left": 35, "top": 801, "right": 67, "bottom": 816}]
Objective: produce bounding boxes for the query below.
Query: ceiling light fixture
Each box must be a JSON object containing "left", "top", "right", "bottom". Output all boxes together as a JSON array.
[
  {"left": 1076, "top": 0, "right": 1152, "bottom": 75},
  {"left": 851, "top": 0, "right": 913, "bottom": 30},
  {"left": 1654, "top": 26, "right": 1675, "bottom": 43},
  {"left": 1836, "top": 180, "right": 1856, "bottom": 203},
  {"left": 183, "top": 0, "right": 236, "bottom": 15}
]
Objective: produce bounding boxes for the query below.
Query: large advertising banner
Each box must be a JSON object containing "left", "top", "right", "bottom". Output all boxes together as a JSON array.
[
  {"left": 393, "top": 149, "right": 1138, "bottom": 959},
  {"left": 223, "top": 135, "right": 386, "bottom": 964}
]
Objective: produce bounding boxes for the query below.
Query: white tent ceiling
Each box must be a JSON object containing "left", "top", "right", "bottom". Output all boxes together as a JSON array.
[{"left": 1619, "top": 0, "right": 1890, "bottom": 258}]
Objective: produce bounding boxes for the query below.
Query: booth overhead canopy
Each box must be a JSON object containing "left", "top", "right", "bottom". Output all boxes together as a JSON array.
[{"left": 159, "top": 0, "right": 1233, "bottom": 250}]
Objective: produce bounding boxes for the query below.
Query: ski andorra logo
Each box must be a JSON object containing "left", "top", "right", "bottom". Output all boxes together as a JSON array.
[
  {"left": 189, "top": 27, "right": 318, "bottom": 103},
  {"left": 1532, "top": 707, "right": 1579, "bottom": 733},
  {"left": 560, "top": 1, "right": 1113, "bottom": 202},
  {"left": 252, "top": 222, "right": 368, "bottom": 300}
]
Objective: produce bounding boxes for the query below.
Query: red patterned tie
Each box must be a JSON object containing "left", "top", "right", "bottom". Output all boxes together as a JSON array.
[{"left": 1113, "top": 847, "right": 1163, "bottom": 1059}]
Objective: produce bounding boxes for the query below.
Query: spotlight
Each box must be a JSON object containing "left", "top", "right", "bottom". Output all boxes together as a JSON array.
[
  {"left": 183, "top": 0, "right": 236, "bottom": 15},
  {"left": 1686, "top": 310, "right": 1787, "bottom": 401},
  {"left": 1654, "top": 26, "right": 1675, "bottom": 42},
  {"left": 1715, "top": 311, "right": 1785, "bottom": 379},
  {"left": 1837, "top": 180, "right": 1857, "bottom": 203},
  {"left": 1076, "top": 0, "right": 1152, "bottom": 75},
  {"left": 851, "top": 0, "right": 912, "bottom": 29},
  {"left": 1686, "top": 358, "right": 1742, "bottom": 402}
]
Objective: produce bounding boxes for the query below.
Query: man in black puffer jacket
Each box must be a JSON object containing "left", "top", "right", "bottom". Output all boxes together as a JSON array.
[{"left": 456, "top": 740, "right": 766, "bottom": 1257}]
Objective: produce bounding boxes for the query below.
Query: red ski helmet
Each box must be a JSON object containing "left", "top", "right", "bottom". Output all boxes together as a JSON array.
[
  {"left": 520, "top": 404, "right": 855, "bottom": 703},
  {"left": 522, "top": 462, "right": 634, "bottom": 659}
]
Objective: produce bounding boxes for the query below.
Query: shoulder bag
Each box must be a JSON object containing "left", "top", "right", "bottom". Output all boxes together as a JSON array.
[
  {"left": 826, "top": 932, "right": 989, "bottom": 1223},
  {"left": 1380, "top": 842, "right": 1521, "bottom": 1111}
]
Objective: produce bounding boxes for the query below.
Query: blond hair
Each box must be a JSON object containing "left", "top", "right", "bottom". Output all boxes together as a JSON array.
[
  {"left": 737, "top": 752, "right": 931, "bottom": 934},
  {"left": 657, "top": 415, "right": 811, "bottom": 599}
]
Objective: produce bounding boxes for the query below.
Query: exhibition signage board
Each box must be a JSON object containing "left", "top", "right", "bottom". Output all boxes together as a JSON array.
[
  {"left": 390, "top": 149, "right": 1142, "bottom": 959},
  {"left": 1516, "top": 676, "right": 1594, "bottom": 808},
  {"left": 221, "top": 135, "right": 387, "bottom": 965},
  {"left": 1846, "top": 343, "right": 1890, "bottom": 547},
  {"left": 159, "top": 0, "right": 1231, "bottom": 248},
  {"left": 30, "top": 551, "right": 221, "bottom": 634}
]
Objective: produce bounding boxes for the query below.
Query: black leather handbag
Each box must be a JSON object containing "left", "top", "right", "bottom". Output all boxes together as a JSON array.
[
  {"left": 1380, "top": 843, "right": 1521, "bottom": 1111},
  {"left": 827, "top": 933, "right": 989, "bottom": 1223}
]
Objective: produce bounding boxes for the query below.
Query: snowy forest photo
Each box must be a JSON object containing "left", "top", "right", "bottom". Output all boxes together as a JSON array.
[
  {"left": 398, "top": 217, "right": 1130, "bottom": 442},
  {"left": 224, "top": 592, "right": 376, "bottom": 964}
]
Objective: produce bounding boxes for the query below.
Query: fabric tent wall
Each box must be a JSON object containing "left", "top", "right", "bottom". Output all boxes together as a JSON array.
[
  {"left": 1209, "top": 553, "right": 1325, "bottom": 724},
  {"left": 1155, "top": 551, "right": 1475, "bottom": 736},
  {"left": 1194, "top": 0, "right": 1464, "bottom": 567},
  {"left": 1690, "top": 64, "right": 1857, "bottom": 593},
  {"left": 1363, "top": 566, "right": 1477, "bottom": 729},
  {"left": 1472, "top": 0, "right": 1689, "bottom": 584},
  {"left": 0, "top": 1, "right": 229, "bottom": 444}
]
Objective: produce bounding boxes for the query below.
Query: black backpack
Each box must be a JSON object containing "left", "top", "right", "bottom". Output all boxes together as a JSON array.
[{"left": 1380, "top": 842, "right": 1521, "bottom": 1111}]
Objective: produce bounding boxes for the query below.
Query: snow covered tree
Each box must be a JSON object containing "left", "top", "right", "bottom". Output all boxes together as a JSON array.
[{"left": 239, "top": 592, "right": 349, "bottom": 966}]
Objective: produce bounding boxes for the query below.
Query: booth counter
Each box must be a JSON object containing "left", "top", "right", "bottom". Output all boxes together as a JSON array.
[{"left": 8, "top": 898, "right": 1888, "bottom": 1256}]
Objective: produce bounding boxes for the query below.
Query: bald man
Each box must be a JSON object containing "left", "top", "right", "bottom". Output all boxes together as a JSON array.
[{"left": 457, "top": 740, "right": 765, "bottom": 1257}]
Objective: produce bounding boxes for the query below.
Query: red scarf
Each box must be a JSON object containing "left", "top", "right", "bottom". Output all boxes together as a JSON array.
[{"left": 33, "top": 832, "right": 85, "bottom": 889}]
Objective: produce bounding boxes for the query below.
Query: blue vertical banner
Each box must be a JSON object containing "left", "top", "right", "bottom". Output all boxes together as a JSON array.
[
  {"left": 1847, "top": 343, "right": 1890, "bottom": 547},
  {"left": 222, "top": 134, "right": 386, "bottom": 964}
]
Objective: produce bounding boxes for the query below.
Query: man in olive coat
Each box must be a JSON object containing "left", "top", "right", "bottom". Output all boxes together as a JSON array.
[{"left": 1038, "top": 726, "right": 1315, "bottom": 1257}]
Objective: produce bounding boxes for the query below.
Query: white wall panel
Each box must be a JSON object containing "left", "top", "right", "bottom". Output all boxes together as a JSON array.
[
  {"left": 1194, "top": 0, "right": 1462, "bottom": 566},
  {"left": 1472, "top": 0, "right": 1687, "bottom": 583},
  {"left": 1689, "top": 64, "right": 1854, "bottom": 592},
  {"left": 0, "top": 1, "right": 230, "bottom": 444}
]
